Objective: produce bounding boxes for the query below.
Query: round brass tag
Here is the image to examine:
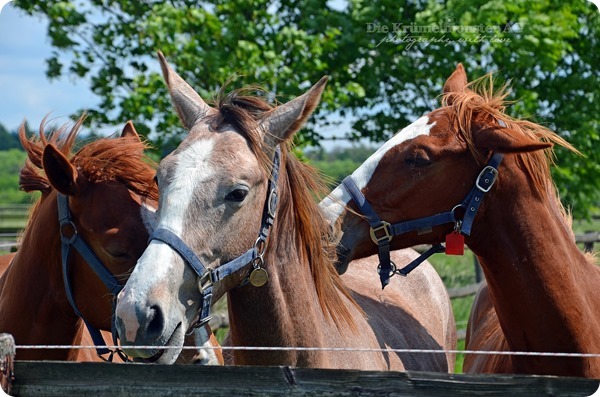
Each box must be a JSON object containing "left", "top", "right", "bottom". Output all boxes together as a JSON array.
[{"left": 249, "top": 268, "right": 269, "bottom": 287}]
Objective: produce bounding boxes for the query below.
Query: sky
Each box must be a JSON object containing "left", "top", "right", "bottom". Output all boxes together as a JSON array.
[
  {"left": 0, "top": 0, "right": 358, "bottom": 150},
  {"left": 0, "top": 1, "right": 106, "bottom": 135}
]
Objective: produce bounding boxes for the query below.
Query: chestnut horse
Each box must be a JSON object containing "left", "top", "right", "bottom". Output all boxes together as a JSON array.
[
  {"left": 322, "top": 63, "right": 600, "bottom": 377},
  {"left": 0, "top": 118, "right": 221, "bottom": 364},
  {"left": 115, "top": 53, "right": 455, "bottom": 372}
]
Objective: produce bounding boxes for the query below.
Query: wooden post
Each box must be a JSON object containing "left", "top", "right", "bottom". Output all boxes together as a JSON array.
[{"left": 0, "top": 334, "right": 15, "bottom": 395}]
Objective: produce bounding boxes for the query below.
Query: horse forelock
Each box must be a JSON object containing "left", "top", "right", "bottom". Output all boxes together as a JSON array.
[
  {"left": 211, "top": 85, "right": 360, "bottom": 330},
  {"left": 18, "top": 114, "right": 84, "bottom": 195},
  {"left": 19, "top": 113, "right": 158, "bottom": 203},
  {"left": 73, "top": 137, "right": 158, "bottom": 202},
  {"left": 440, "top": 74, "right": 579, "bottom": 223}
]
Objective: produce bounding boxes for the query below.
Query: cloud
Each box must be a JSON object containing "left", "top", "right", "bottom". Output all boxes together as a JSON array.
[{"left": 0, "top": 1, "right": 12, "bottom": 14}]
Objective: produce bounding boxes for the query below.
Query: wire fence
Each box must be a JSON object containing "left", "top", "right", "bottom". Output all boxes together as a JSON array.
[{"left": 13, "top": 344, "right": 600, "bottom": 359}]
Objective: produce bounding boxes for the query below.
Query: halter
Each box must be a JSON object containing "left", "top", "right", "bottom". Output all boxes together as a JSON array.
[
  {"left": 341, "top": 129, "right": 506, "bottom": 289},
  {"left": 148, "top": 146, "right": 281, "bottom": 330},
  {"left": 58, "top": 193, "right": 128, "bottom": 361}
]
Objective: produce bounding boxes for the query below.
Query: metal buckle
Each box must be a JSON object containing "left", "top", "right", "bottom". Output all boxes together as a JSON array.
[
  {"left": 199, "top": 271, "right": 213, "bottom": 291},
  {"left": 370, "top": 221, "right": 392, "bottom": 244},
  {"left": 267, "top": 188, "right": 278, "bottom": 218},
  {"left": 475, "top": 166, "right": 498, "bottom": 193}
]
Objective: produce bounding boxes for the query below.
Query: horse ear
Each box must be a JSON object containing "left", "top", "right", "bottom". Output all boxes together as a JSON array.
[
  {"left": 157, "top": 51, "right": 211, "bottom": 131},
  {"left": 443, "top": 64, "right": 468, "bottom": 103},
  {"left": 259, "top": 76, "right": 328, "bottom": 147},
  {"left": 43, "top": 144, "right": 79, "bottom": 196},
  {"left": 474, "top": 126, "right": 553, "bottom": 154},
  {"left": 121, "top": 120, "right": 141, "bottom": 141}
]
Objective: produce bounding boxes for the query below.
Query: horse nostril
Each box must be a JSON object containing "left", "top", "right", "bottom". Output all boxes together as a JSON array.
[{"left": 146, "top": 305, "right": 165, "bottom": 337}]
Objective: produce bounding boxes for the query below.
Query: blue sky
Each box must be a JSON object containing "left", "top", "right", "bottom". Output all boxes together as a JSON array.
[
  {"left": 0, "top": 1, "right": 104, "bottom": 134},
  {"left": 0, "top": 0, "right": 358, "bottom": 149}
]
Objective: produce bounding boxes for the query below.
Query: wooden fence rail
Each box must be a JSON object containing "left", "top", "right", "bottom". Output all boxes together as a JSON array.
[{"left": 9, "top": 360, "right": 600, "bottom": 397}]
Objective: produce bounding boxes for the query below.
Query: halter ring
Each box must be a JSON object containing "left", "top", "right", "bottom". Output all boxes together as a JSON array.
[
  {"left": 253, "top": 237, "right": 267, "bottom": 256},
  {"left": 377, "top": 261, "right": 397, "bottom": 278},
  {"left": 60, "top": 220, "right": 79, "bottom": 243}
]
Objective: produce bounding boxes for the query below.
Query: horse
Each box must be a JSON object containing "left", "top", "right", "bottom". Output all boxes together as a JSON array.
[
  {"left": 0, "top": 118, "right": 222, "bottom": 364},
  {"left": 321, "top": 63, "right": 600, "bottom": 377},
  {"left": 114, "top": 52, "right": 455, "bottom": 372}
]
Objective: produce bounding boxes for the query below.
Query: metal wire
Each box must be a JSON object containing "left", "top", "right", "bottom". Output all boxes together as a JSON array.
[{"left": 14, "top": 344, "right": 600, "bottom": 358}]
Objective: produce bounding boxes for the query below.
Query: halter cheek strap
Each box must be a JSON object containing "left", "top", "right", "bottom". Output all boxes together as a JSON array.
[
  {"left": 148, "top": 146, "right": 281, "bottom": 330},
  {"left": 58, "top": 193, "right": 127, "bottom": 362},
  {"left": 342, "top": 152, "right": 503, "bottom": 289}
]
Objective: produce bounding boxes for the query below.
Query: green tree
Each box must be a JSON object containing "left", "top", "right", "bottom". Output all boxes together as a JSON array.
[
  {"left": 12, "top": 0, "right": 600, "bottom": 217},
  {"left": 0, "top": 123, "right": 22, "bottom": 151},
  {"left": 0, "top": 150, "right": 32, "bottom": 204}
]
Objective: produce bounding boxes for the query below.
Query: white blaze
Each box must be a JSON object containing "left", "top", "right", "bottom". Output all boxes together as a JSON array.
[
  {"left": 319, "top": 116, "right": 435, "bottom": 222},
  {"left": 159, "top": 139, "right": 215, "bottom": 235},
  {"left": 118, "top": 138, "right": 217, "bottom": 343}
]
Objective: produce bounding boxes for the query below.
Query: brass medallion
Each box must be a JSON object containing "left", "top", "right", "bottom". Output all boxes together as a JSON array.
[{"left": 249, "top": 268, "right": 269, "bottom": 287}]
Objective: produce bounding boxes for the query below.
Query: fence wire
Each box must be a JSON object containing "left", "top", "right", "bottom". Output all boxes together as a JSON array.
[{"left": 13, "top": 344, "right": 600, "bottom": 358}]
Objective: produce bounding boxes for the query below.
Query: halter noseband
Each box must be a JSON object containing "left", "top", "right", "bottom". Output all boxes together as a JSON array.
[
  {"left": 341, "top": 123, "right": 506, "bottom": 289},
  {"left": 58, "top": 193, "right": 127, "bottom": 362},
  {"left": 148, "top": 146, "right": 281, "bottom": 330}
]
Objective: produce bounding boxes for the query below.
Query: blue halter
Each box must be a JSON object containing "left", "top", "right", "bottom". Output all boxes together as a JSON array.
[
  {"left": 148, "top": 146, "right": 281, "bottom": 330},
  {"left": 341, "top": 147, "right": 504, "bottom": 289},
  {"left": 58, "top": 193, "right": 128, "bottom": 362}
]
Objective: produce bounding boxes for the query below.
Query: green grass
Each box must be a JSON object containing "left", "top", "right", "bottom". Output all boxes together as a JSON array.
[{"left": 427, "top": 251, "right": 479, "bottom": 373}]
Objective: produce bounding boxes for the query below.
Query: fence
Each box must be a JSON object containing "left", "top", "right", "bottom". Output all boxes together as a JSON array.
[{"left": 5, "top": 354, "right": 600, "bottom": 396}]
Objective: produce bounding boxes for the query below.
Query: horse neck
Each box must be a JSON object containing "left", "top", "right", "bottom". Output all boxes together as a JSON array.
[
  {"left": 0, "top": 192, "right": 84, "bottom": 358},
  {"left": 226, "top": 203, "right": 331, "bottom": 367},
  {"left": 468, "top": 159, "right": 600, "bottom": 373}
]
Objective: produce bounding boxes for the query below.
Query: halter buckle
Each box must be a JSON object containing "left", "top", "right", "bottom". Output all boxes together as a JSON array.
[
  {"left": 199, "top": 271, "right": 213, "bottom": 291},
  {"left": 475, "top": 166, "right": 499, "bottom": 193},
  {"left": 267, "top": 188, "right": 278, "bottom": 218},
  {"left": 370, "top": 221, "right": 392, "bottom": 244}
]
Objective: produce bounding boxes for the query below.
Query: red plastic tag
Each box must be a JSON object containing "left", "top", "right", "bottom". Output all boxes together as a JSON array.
[{"left": 445, "top": 232, "right": 465, "bottom": 255}]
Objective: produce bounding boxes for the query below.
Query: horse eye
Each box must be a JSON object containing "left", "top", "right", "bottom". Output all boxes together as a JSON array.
[
  {"left": 226, "top": 188, "right": 249, "bottom": 202},
  {"left": 405, "top": 154, "right": 432, "bottom": 168}
]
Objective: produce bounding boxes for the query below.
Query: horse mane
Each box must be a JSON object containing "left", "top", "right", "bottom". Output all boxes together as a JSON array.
[
  {"left": 19, "top": 114, "right": 158, "bottom": 202},
  {"left": 213, "top": 87, "right": 359, "bottom": 330},
  {"left": 441, "top": 74, "right": 579, "bottom": 222}
]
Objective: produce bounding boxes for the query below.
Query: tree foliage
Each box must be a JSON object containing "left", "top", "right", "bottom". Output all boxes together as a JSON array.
[
  {"left": 12, "top": 0, "right": 600, "bottom": 217},
  {"left": 0, "top": 150, "right": 31, "bottom": 204},
  {"left": 0, "top": 123, "right": 22, "bottom": 151}
]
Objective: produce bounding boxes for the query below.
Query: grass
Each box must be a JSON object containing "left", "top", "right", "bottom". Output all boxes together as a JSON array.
[{"left": 427, "top": 251, "right": 478, "bottom": 373}]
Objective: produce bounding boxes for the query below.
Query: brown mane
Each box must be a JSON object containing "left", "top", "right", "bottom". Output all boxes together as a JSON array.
[
  {"left": 213, "top": 88, "right": 359, "bottom": 329},
  {"left": 18, "top": 115, "right": 158, "bottom": 202},
  {"left": 441, "top": 74, "right": 579, "bottom": 217}
]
